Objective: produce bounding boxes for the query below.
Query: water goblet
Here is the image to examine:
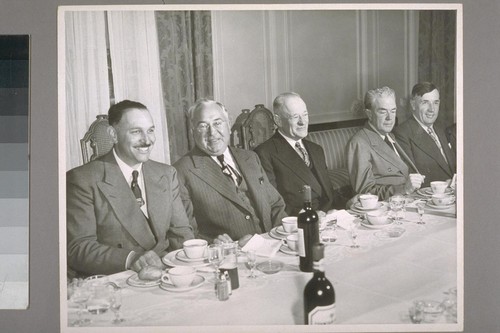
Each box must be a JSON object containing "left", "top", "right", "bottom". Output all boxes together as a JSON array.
[
  {"left": 389, "top": 195, "right": 405, "bottom": 225},
  {"left": 70, "top": 281, "right": 92, "bottom": 326},
  {"left": 409, "top": 300, "right": 425, "bottom": 324},
  {"left": 110, "top": 288, "right": 125, "bottom": 324},
  {"left": 208, "top": 244, "right": 224, "bottom": 272},
  {"left": 348, "top": 224, "right": 360, "bottom": 248},
  {"left": 246, "top": 250, "right": 257, "bottom": 279},
  {"left": 416, "top": 202, "right": 426, "bottom": 224}
]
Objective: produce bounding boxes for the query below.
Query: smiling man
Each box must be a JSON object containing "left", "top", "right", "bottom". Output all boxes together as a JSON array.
[
  {"left": 394, "top": 82, "right": 456, "bottom": 186},
  {"left": 173, "top": 99, "right": 286, "bottom": 245},
  {"left": 255, "top": 92, "right": 334, "bottom": 215},
  {"left": 66, "top": 100, "right": 195, "bottom": 278},
  {"left": 346, "top": 87, "right": 425, "bottom": 201}
]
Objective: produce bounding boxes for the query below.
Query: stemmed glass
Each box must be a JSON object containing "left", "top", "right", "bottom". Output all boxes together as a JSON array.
[
  {"left": 389, "top": 195, "right": 405, "bottom": 225},
  {"left": 246, "top": 250, "right": 257, "bottom": 279},
  {"left": 348, "top": 221, "right": 360, "bottom": 248},
  {"left": 207, "top": 244, "right": 224, "bottom": 272},
  {"left": 416, "top": 202, "right": 426, "bottom": 224},
  {"left": 110, "top": 288, "right": 125, "bottom": 324},
  {"left": 70, "top": 281, "right": 92, "bottom": 326}
]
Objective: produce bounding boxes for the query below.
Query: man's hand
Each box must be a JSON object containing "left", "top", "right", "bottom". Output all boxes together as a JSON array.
[
  {"left": 130, "top": 250, "right": 163, "bottom": 272},
  {"left": 404, "top": 173, "right": 425, "bottom": 194},
  {"left": 213, "top": 233, "right": 253, "bottom": 247}
]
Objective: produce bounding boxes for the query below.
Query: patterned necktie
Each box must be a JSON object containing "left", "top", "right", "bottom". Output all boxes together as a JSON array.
[
  {"left": 427, "top": 127, "right": 448, "bottom": 162},
  {"left": 217, "top": 155, "right": 242, "bottom": 186},
  {"left": 384, "top": 136, "right": 400, "bottom": 157},
  {"left": 295, "top": 142, "right": 310, "bottom": 167},
  {"left": 131, "top": 170, "right": 145, "bottom": 206}
]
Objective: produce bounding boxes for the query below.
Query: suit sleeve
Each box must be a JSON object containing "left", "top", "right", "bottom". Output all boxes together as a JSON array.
[
  {"left": 165, "top": 167, "right": 196, "bottom": 250},
  {"left": 346, "top": 137, "right": 405, "bottom": 200},
  {"left": 254, "top": 145, "right": 278, "bottom": 188},
  {"left": 66, "top": 170, "right": 131, "bottom": 276}
]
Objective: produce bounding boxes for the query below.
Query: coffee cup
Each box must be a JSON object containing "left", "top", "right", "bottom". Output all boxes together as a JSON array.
[
  {"left": 430, "top": 181, "right": 448, "bottom": 194},
  {"left": 161, "top": 266, "right": 196, "bottom": 288},
  {"left": 431, "top": 194, "right": 454, "bottom": 206},
  {"left": 359, "top": 194, "right": 378, "bottom": 209},
  {"left": 282, "top": 217, "right": 298, "bottom": 233},
  {"left": 183, "top": 239, "right": 208, "bottom": 259},
  {"left": 285, "top": 234, "right": 298, "bottom": 251}
]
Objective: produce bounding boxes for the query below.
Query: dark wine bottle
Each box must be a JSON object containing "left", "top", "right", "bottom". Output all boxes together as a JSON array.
[
  {"left": 297, "top": 185, "right": 319, "bottom": 272},
  {"left": 304, "top": 243, "right": 336, "bottom": 325}
]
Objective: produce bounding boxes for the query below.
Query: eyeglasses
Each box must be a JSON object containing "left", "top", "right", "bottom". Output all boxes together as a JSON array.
[{"left": 195, "top": 119, "right": 225, "bottom": 133}]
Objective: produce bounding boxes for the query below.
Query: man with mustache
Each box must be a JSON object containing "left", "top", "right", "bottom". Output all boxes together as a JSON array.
[
  {"left": 255, "top": 92, "right": 334, "bottom": 216},
  {"left": 394, "top": 82, "right": 456, "bottom": 186},
  {"left": 346, "top": 87, "right": 425, "bottom": 201},
  {"left": 67, "top": 100, "right": 195, "bottom": 278},
  {"left": 173, "top": 99, "right": 287, "bottom": 245}
]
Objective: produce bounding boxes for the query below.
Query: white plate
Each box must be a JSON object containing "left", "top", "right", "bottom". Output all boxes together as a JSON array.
[
  {"left": 162, "top": 249, "right": 211, "bottom": 268},
  {"left": 268, "top": 227, "right": 287, "bottom": 240},
  {"left": 275, "top": 225, "right": 296, "bottom": 236},
  {"left": 361, "top": 219, "right": 394, "bottom": 229},
  {"left": 418, "top": 187, "right": 453, "bottom": 197},
  {"left": 352, "top": 202, "right": 384, "bottom": 211},
  {"left": 426, "top": 202, "right": 455, "bottom": 210},
  {"left": 175, "top": 250, "right": 208, "bottom": 263},
  {"left": 159, "top": 275, "right": 205, "bottom": 292},
  {"left": 126, "top": 273, "right": 161, "bottom": 288},
  {"left": 279, "top": 244, "right": 298, "bottom": 256}
]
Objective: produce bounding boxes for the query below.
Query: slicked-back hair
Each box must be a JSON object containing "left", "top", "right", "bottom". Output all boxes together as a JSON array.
[
  {"left": 188, "top": 98, "right": 229, "bottom": 127},
  {"left": 108, "top": 100, "right": 148, "bottom": 126},
  {"left": 364, "top": 87, "right": 396, "bottom": 111},
  {"left": 411, "top": 82, "right": 438, "bottom": 98},
  {"left": 273, "top": 92, "right": 302, "bottom": 116}
]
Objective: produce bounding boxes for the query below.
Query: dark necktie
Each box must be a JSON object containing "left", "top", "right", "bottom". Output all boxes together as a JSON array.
[
  {"left": 131, "top": 170, "right": 145, "bottom": 206},
  {"left": 217, "top": 155, "right": 242, "bottom": 186},
  {"left": 295, "top": 142, "right": 310, "bottom": 167},
  {"left": 384, "top": 136, "right": 398, "bottom": 155}
]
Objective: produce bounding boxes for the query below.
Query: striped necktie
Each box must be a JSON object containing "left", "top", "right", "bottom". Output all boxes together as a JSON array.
[
  {"left": 131, "top": 170, "right": 145, "bottom": 206},
  {"left": 217, "top": 155, "right": 242, "bottom": 186},
  {"left": 295, "top": 142, "right": 310, "bottom": 167},
  {"left": 427, "top": 127, "right": 448, "bottom": 162}
]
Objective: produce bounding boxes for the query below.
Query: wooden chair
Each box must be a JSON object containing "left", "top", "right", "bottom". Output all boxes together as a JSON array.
[
  {"left": 80, "top": 115, "right": 114, "bottom": 164},
  {"left": 230, "top": 104, "right": 276, "bottom": 150}
]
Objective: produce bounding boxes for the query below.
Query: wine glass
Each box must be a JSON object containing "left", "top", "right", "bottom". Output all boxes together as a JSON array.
[
  {"left": 389, "top": 195, "right": 405, "bottom": 225},
  {"left": 207, "top": 244, "right": 224, "bottom": 272},
  {"left": 110, "top": 288, "right": 125, "bottom": 324},
  {"left": 348, "top": 223, "right": 360, "bottom": 248},
  {"left": 246, "top": 250, "right": 257, "bottom": 279},
  {"left": 70, "top": 281, "right": 92, "bottom": 326},
  {"left": 416, "top": 202, "right": 426, "bottom": 224}
]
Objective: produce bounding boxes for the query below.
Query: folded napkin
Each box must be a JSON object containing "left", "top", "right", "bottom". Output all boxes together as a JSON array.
[
  {"left": 325, "top": 209, "right": 356, "bottom": 229},
  {"left": 241, "top": 234, "right": 282, "bottom": 257}
]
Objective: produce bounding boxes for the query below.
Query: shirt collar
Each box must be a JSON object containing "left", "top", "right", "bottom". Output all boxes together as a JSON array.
[
  {"left": 278, "top": 130, "right": 304, "bottom": 149},
  {"left": 413, "top": 115, "right": 435, "bottom": 132},
  {"left": 113, "top": 149, "right": 143, "bottom": 182}
]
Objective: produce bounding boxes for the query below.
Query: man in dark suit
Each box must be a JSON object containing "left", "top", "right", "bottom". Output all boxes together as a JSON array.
[
  {"left": 67, "top": 100, "right": 195, "bottom": 277},
  {"left": 394, "top": 82, "right": 456, "bottom": 186},
  {"left": 173, "top": 99, "right": 287, "bottom": 245},
  {"left": 254, "top": 92, "right": 334, "bottom": 216},
  {"left": 347, "top": 87, "right": 425, "bottom": 201}
]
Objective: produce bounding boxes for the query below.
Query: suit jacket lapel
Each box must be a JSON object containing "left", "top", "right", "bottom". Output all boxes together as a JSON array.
[
  {"left": 272, "top": 133, "right": 323, "bottom": 197},
  {"left": 97, "top": 153, "right": 156, "bottom": 250},
  {"left": 303, "top": 139, "right": 334, "bottom": 199},
  {"left": 143, "top": 161, "right": 168, "bottom": 242},
  {"left": 363, "top": 126, "right": 409, "bottom": 173}
]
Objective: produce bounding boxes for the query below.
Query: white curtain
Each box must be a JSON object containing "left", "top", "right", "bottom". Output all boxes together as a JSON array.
[
  {"left": 65, "top": 11, "right": 110, "bottom": 170},
  {"left": 107, "top": 11, "right": 170, "bottom": 164}
]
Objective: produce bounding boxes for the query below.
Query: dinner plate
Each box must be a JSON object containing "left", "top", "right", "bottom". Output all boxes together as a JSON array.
[
  {"left": 162, "top": 249, "right": 211, "bottom": 268},
  {"left": 279, "top": 244, "right": 298, "bottom": 256},
  {"left": 352, "top": 202, "right": 384, "bottom": 212},
  {"left": 426, "top": 202, "right": 455, "bottom": 210},
  {"left": 268, "top": 227, "right": 287, "bottom": 240},
  {"left": 175, "top": 250, "right": 208, "bottom": 263},
  {"left": 159, "top": 275, "right": 205, "bottom": 292},
  {"left": 361, "top": 219, "right": 394, "bottom": 229},
  {"left": 126, "top": 273, "right": 161, "bottom": 288}
]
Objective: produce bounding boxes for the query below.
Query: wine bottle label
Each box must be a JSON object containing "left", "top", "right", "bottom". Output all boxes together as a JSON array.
[
  {"left": 297, "top": 228, "right": 306, "bottom": 257},
  {"left": 308, "top": 304, "right": 336, "bottom": 325}
]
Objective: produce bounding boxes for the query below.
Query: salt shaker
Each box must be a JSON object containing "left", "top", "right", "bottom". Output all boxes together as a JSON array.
[{"left": 216, "top": 272, "right": 229, "bottom": 301}]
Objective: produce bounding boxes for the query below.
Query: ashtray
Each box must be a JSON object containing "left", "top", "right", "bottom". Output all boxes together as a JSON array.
[
  {"left": 256, "top": 260, "right": 284, "bottom": 274},
  {"left": 374, "top": 227, "right": 405, "bottom": 240}
]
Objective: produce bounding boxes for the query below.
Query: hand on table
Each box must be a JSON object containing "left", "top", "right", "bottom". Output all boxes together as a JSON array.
[
  {"left": 213, "top": 233, "right": 253, "bottom": 248},
  {"left": 130, "top": 250, "right": 163, "bottom": 273},
  {"left": 404, "top": 173, "right": 425, "bottom": 194}
]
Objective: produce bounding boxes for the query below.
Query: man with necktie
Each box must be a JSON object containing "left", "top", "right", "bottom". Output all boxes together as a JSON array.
[
  {"left": 66, "top": 100, "right": 195, "bottom": 278},
  {"left": 255, "top": 92, "right": 335, "bottom": 215},
  {"left": 173, "top": 99, "right": 287, "bottom": 245},
  {"left": 346, "top": 87, "right": 425, "bottom": 201},
  {"left": 394, "top": 82, "right": 456, "bottom": 186}
]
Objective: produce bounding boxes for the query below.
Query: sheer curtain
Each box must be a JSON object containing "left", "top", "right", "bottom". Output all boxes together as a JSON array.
[
  {"left": 65, "top": 11, "right": 110, "bottom": 170},
  {"left": 107, "top": 11, "right": 170, "bottom": 164}
]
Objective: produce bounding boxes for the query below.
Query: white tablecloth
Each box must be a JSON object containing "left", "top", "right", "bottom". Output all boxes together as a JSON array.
[{"left": 66, "top": 211, "right": 458, "bottom": 329}]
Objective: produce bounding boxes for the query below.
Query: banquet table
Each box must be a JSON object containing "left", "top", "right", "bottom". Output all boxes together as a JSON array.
[{"left": 66, "top": 209, "right": 458, "bottom": 329}]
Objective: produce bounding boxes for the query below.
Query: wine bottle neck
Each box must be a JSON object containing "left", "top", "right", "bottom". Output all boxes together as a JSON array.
[
  {"left": 312, "top": 258, "right": 325, "bottom": 273},
  {"left": 303, "top": 201, "right": 312, "bottom": 209}
]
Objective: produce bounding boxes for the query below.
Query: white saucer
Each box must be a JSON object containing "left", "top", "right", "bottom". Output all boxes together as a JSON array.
[
  {"left": 268, "top": 227, "right": 287, "bottom": 240},
  {"left": 175, "top": 250, "right": 208, "bottom": 263},
  {"left": 162, "top": 249, "right": 211, "bottom": 268},
  {"left": 426, "top": 202, "right": 455, "bottom": 210},
  {"left": 361, "top": 219, "right": 394, "bottom": 229},
  {"left": 279, "top": 244, "right": 298, "bottom": 256},
  {"left": 126, "top": 273, "right": 161, "bottom": 288},
  {"left": 353, "top": 202, "right": 384, "bottom": 211},
  {"left": 159, "top": 275, "right": 205, "bottom": 292},
  {"left": 275, "top": 226, "right": 296, "bottom": 236},
  {"left": 418, "top": 187, "right": 453, "bottom": 197}
]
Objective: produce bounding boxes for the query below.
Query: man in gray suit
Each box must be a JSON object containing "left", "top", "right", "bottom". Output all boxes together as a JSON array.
[
  {"left": 67, "top": 100, "right": 195, "bottom": 277},
  {"left": 394, "top": 82, "right": 456, "bottom": 186},
  {"left": 346, "top": 87, "right": 425, "bottom": 201},
  {"left": 174, "top": 99, "right": 287, "bottom": 246}
]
